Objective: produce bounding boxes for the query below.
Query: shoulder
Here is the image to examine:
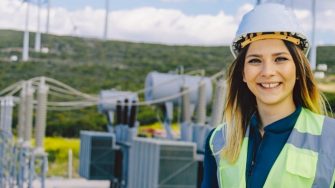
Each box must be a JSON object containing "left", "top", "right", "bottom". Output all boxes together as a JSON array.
[
  {"left": 300, "top": 107, "right": 335, "bottom": 122},
  {"left": 209, "top": 123, "right": 227, "bottom": 156},
  {"left": 324, "top": 115, "right": 335, "bottom": 125},
  {"left": 297, "top": 108, "right": 334, "bottom": 132},
  {"left": 300, "top": 107, "right": 335, "bottom": 127},
  {"left": 298, "top": 108, "right": 335, "bottom": 143}
]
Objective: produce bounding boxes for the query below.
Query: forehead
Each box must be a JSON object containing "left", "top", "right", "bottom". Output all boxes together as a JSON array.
[{"left": 246, "top": 39, "right": 290, "bottom": 55}]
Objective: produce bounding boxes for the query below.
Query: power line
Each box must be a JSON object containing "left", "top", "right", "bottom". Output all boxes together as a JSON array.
[{"left": 0, "top": 69, "right": 224, "bottom": 110}]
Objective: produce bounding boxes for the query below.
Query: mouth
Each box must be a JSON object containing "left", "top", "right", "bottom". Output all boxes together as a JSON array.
[{"left": 258, "top": 82, "right": 282, "bottom": 89}]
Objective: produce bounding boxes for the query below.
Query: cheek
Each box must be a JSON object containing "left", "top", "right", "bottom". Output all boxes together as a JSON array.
[
  {"left": 285, "top": 64, "right": 297, "bottom": 82},
  {"left": 243, "top": 66, "right": 256, "bottom": 83}
]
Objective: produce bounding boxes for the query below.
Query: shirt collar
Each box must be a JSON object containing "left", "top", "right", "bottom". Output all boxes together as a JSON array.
[{"left": 249, "top": 106, "right": 302, "bottom": 133}]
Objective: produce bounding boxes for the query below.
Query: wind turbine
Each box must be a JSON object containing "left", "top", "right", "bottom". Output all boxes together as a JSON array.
[
  {"left": 103, "top": 0, "right": 110, "bottom": 40},
  {"left": 34, "top": 0, "right": 41, "bottom": 52},
  {"left": 309, "top": 0, "right": 317, "bottom": 70},
  {"left": 22, "top": 0, "right": 30, "bottom": 62}
]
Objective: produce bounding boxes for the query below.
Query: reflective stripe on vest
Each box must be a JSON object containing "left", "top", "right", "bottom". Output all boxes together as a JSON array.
[{"left": 210, "top": 108, "right": 335, "bottom": 188}]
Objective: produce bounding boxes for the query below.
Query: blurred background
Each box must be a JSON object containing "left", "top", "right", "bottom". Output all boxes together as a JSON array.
[{"left": 0, "top": 0, "right": 334, "bottom": 187}]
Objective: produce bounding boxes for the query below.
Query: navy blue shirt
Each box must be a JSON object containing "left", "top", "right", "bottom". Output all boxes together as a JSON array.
[
  {"left": 201, "top": 128, "right": 219, "bottom": 188},
  {"left": 201, "top": 107, "right": 301, "bottom": 188},
  {"left": 246, "top": 106, "right": 301, "bottom": 187}
]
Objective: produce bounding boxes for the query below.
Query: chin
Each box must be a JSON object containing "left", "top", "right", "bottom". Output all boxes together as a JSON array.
[{"left": 256, "top": 96, "right": 293, "bottom": 106}]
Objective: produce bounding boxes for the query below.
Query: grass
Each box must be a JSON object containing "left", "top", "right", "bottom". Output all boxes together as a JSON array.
[
  {"left": 138, "top": 122, "right": 180, "bottom": 138},
  {"left": 44, "top": 137, "right": 80, "bottom": 177}
]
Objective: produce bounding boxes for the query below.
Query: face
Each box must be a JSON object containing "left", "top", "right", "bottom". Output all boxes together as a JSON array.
[{"left": 243, "top": 39, "right": 296, "bottom": 108}]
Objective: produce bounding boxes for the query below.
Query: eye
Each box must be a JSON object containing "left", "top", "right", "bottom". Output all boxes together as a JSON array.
[
  {"left": 275, "top": 56, "right": 288, "bottom": 63},
  {"left": 247, "top": 58, "right": 261, "bottom": 64}
]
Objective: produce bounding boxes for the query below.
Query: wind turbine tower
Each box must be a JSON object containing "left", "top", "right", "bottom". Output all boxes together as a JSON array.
[
  {"left": 309, "top": 0, "right": 317, "bottom": 70},
  {"left": 23, "top": 0, "right": 30, "bottom": 62},
  {"left": 103, "top": 0, "right": 109, "bottom": 40},
  {"left": 34, "top": 0, "right": 41, "bottom": 52},
  {"left": 46, "top": 0, "right": 50, "bottom": 34}
]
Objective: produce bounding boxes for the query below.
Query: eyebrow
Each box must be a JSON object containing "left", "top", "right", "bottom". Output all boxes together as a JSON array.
[
  {"left": 246, "top": 54, "right": 261, "bottom": 58},
  {"left": 272, "top": 52, "right": 289, "bottom": 56},
  {"left": 246, "top": 52, "right": 289, "bottom": 58}
]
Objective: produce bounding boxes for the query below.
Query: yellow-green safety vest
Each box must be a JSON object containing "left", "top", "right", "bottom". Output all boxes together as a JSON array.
[{"left": 210, "top": 108, "right": 335, "bottom": 188}]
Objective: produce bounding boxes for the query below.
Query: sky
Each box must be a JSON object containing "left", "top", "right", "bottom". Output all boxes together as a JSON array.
[{"left": 1, "top": 0, "right": 335, "bottom": 46}]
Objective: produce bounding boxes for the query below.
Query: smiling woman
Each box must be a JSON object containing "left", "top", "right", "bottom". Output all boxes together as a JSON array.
[
  {"left": 243, "top": 39, "right": 297, "bottom": 116},
  {"left": 201, "top": 3, "right": 335, "bottom": 188}
]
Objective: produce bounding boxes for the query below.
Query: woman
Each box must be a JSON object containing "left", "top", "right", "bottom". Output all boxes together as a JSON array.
[{"left": 201, "top": 3, "right": 335, "bottom": 188}]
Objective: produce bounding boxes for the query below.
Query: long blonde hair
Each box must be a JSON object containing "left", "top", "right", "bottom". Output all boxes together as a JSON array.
[{"left": 222, "top": 41, "right": 327, "bottom": 163}]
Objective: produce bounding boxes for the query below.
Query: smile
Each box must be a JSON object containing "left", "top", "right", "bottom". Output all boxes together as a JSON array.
[{"left": 258, "top": 82, "right": 281, "bottom": 89}]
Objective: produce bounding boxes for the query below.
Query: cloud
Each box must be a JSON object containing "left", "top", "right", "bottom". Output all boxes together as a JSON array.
[
  {"left": 0, "top": 0, "right": 240, "bottom": 45},
  {"left": 293, "top": 9, "right": 311, "bottom": 32},
  {"left": 109, "top": 7, "right": 238, "bottom": 45},
  {"left": 292, "top": 6, "right": 335, "bottom": 44},
  {"left": 159, "top": 0, "right": 218, "bottom": 2},
  {"left": 160, "top": 0, "right": 189, "bottom": 3},
  {"left": 288, "top": 0, "right": 335, "bottom": 12},
  {"left": 316, "top": 9, "right": 335, "bottom": 31},
  {"left": 0, "top": 0, "right": 334, "bottom": 45}
]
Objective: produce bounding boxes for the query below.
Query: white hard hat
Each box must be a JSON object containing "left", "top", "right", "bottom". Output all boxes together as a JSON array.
[{"left": 231, "top": 3, "right": 309, "bottom": 58}]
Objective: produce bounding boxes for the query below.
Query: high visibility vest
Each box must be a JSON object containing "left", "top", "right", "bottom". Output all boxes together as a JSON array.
[{"left": 210, "top": 108, "right": 335, "bottom": 188}]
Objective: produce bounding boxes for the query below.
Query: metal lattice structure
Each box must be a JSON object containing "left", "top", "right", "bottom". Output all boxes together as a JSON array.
[
  {"left": 0, "top": 97, "right": 15, "bottom": 188},
  {"left": 0, "top": 78, "right": 52, "bottom": 188}
]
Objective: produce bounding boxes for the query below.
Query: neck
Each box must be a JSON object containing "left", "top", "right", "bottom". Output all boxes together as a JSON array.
[{"left": 257, "top": 101, "right": 296, "bottom": 130}]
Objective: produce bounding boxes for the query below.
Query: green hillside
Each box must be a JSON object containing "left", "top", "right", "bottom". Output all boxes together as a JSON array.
[
  {"left": 0, "top": 30, "right": 237, "bottom": 91},
  {"left": 0, "top": 29, "right": 334, "bottom": 137}
]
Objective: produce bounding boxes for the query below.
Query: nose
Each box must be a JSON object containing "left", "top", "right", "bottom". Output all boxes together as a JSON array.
[{"left": 260, "top": 60, "right": 276, "bottom": 77}]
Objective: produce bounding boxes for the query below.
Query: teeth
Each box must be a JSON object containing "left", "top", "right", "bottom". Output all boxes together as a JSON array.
[{"left": 260, "top": 83, "right": 280, "bottom": 88}]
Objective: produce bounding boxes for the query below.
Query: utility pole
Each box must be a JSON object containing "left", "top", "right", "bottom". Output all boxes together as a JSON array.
[
  {"left": 35, "top": 0, "right": 41, "bottom": 52},
  {"left": 23, "top": 1, "right": 30, "bottom": 62},
  {"left": 103, "top": 0, "right": 109, "bottom": 40},
  {"left": 310, "top": 0, "right": 317, "bottom": 70}
]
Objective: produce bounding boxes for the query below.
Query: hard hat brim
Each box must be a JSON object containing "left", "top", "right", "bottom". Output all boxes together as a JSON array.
[{"left": 231, "top": 31, "right": 310, "bottom": 58}]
